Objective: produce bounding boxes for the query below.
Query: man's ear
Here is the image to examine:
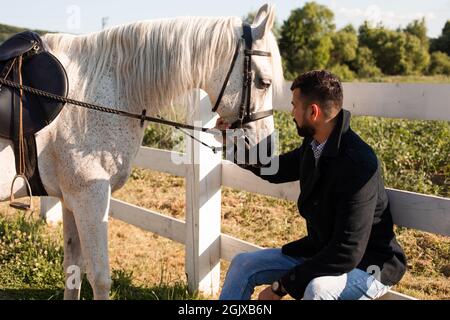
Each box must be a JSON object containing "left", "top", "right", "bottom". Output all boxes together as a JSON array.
[
  {"left": 252, "top": 4, "right": 276, "bottom": 41},
  {"left": 311, "top": 104, "right": 320, "bottom": 121}
]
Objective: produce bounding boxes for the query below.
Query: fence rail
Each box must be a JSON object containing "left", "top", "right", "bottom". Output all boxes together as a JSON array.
[{"left": 41, "top": 82, "right": 450, "bottom": 300}]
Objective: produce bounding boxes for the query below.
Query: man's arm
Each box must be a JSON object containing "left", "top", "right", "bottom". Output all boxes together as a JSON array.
[
  {"left": 279, "top": 168, "right": 379, "bottom": 299},
  {"left": 216, "top": 118, "right": 305, "bottom": 184},
  {"left": 241, "top": 146, "right": 304, "bottom": 184}
]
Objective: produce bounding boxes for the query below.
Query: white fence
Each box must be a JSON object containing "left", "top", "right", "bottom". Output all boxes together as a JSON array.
[{"left": 41, "top": 83, "right": 450, "bottom": 300}]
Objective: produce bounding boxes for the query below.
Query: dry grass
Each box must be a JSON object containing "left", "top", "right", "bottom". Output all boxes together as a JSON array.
[
  {"left": 1, "top": 168, "right": 448, "bottom": 300},
  {"left": 112, "top": 168, "right": 450, "bottom": 300}
]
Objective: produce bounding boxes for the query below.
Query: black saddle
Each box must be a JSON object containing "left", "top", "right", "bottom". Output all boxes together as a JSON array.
[
  {"left": 0, "top": 31, "right": 68, "bottom": 139},
  {"left": 0, "top": 31, "right": 69, "bottom": 201}
]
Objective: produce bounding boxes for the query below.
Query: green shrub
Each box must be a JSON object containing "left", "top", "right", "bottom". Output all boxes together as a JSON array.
[
  {"left": 352, "top": 46, "right": 383, "bottom": 78},
  {"left": 0, "top": 214, "right": 64, "bottom": 291},
  {"left": 428, "top": 51, "right": 450, "bottom": 75},
  {"left": 329, "top": 64, "right": 356, "bottom": 81},
  {"left": 142, "top": 123, "right": 184, "bottom": 151}
]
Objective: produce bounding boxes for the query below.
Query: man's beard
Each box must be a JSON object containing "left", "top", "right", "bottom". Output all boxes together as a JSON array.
[{"left": 293, "top": 118, "right": 315, "bottom": 137}]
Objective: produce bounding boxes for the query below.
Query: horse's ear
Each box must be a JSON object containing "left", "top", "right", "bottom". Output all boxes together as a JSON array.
[
  {"left": 252, "top": 4, "right": 276, "bottom": 40},
  {"left": 252, "top": 4, "right": 270, "bottom": 25}
]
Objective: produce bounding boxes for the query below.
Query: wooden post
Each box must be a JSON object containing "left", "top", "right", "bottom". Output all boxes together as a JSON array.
[
  {"left": 185, "top": 90, "right": 222, "bottom": 296},
  {"left": 40, "top": 197, "right": 62, "bottom": 225}
]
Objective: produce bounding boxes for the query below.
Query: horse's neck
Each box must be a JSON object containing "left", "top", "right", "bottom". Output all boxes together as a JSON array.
[{"left": 43, "top": 34, "right": 145, "bottom": 147}]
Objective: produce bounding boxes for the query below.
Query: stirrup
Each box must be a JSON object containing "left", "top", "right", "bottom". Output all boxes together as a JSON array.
[{"left": 9, "top": 174, "right": 34, "bottom": 212}]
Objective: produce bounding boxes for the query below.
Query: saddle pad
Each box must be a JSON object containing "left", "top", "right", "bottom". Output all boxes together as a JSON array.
[{"left": 0, "top": 31, "right": 68, "bottom": 139}]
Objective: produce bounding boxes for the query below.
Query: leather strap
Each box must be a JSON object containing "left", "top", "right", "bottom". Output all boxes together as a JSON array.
[
  {"left": 211, "top": 40, "right": 241, "bottom": 113},
  {"left": 222, "top": 23, "right": 274, "bottom": 130},
  {"left": 243, "top": 23, "right": 253, "bottom": 126},
  {"left": 18, "top": 55, "right": 25, "bottom": 175},
  {"left": 242, "top": 23, "right": 253, "bottom": 50},
  {"left": 229, "top": 109, "right": 273, "bottom": 129},
  {"left": 0, "top": 58, "right": 16, "bottom": 91},
  {"left": 242, "top": 109, "right": 274, "bottom": 124},
  {"left": 244, "top": 49, "right": 271, "bottom": 57},
  {"left": 11, "top": 55, "right": 47, "bottom": 196}
]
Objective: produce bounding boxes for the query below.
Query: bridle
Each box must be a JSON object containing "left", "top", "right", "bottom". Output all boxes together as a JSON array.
[
  {"left": 212, "top": 22, "right": 274, "bottom": 130},
  {"left": 0, "top": 23, "right": 275, "bottom": 153}
]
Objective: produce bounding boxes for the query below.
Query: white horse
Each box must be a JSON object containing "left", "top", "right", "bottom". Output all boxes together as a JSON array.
[{"left": 0, "top": 4, "right": 283, "bottom": 299}]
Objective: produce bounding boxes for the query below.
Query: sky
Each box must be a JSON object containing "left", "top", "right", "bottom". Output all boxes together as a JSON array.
[{"left": 0, "top": 0, "right": 449, "bottom": 38}]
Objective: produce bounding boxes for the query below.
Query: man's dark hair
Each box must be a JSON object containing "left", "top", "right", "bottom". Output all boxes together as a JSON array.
[{"left": 291, "top": 70, "right": 343, "bottom": 118}]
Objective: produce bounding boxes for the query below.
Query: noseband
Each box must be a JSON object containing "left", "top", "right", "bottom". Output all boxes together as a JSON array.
[{"left": 211, "top": 23, "right": 273, "bottom": 129}]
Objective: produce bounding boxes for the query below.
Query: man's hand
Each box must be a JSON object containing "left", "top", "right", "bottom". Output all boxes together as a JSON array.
[
  {"left": 215, "top": 117, "right": 230, "bottom": 131},
  {"left": 258, "top": 286, "right": 283, "bottom": 300},
  {"left": 213, "top": 117, "right": 230, "bottom": 145}
]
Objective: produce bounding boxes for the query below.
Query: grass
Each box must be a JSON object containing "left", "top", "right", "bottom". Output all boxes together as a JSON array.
[
  {"left": 0, "top": 207, "right": 199, "bottom": 300},
  {"left": 0, "top": 76, "right": 448, "bottom": 300},
  {"left": 2, "top": 163, "right": 448, "bottom": 299},
  {"left": 119, "top": 168, "right": 450, "bottom": 300},
  {"left": 355, "top": 75, "right": 450, "bottom": 83}
]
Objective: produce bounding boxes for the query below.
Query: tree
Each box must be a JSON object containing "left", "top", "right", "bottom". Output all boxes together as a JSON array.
[
  {"left": 403, "top": 19, "right": 430, "bottom": 74},
  {"left": 329, "top": 24, "right": 358, "bottom": 66},
  {"left": 404, "top": 33, "right": 430, "bottom": 74},
  {"left": 329, "top": 64, "right": 355, "bottom": 81},
  {"left": 359, "top": 23, "right": 405, "bottom": 74},
  {"left": 279, "top": 2, "right": 335, "bottom": 79},
  {"left": 430, "top": 20, "right": 450, "bottom": 56},
  {"left": 428, "top": 51, "right": 450, "bottom": 75},
  {"left": 358, "top": 22, "right": 429, "bottom": 75},
  {"left": 404, "top": 18, "right": 428, "bottom": 47},
  {"left": 351, "top": 46, "right": 382, "bottom": 78}
]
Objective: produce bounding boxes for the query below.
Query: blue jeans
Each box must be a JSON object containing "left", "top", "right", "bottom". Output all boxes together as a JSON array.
[{"left": 219, "top": 248, "right": 390, "bottom": 300}]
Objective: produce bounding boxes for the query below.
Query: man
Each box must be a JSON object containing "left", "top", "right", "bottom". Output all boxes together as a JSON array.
[{"left": 217, "top": 70, "right": 407, "bottom": 300}]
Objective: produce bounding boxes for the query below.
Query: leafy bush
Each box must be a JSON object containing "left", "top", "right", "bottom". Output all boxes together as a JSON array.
[
  {"left": 274, "top": 110, "right": 301, "bottom": 153},
  {"left": 428, "top": 51, "right": 450, "bottom": 75},
  {"left": 359, "top": 22, "right": 430, "bottom": 75},
  {"left": 329, "top": 64, "right": 356, "bottom": 81},
  {"left": 329, "top": 25, "right": 358, "bottom": 65},
  {"left": 352, "top": 116, "right": 449, "bottom": 197},
  {"left": 351, "top": 46, "right": 383, "bottom": 78},
  {"left": 142, "top": 123, "right": 184, "bottom": 151}
]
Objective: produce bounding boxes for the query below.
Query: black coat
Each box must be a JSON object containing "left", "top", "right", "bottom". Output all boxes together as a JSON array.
[{"left": 246, "top": 109, "right": 407, "bottom": 299}]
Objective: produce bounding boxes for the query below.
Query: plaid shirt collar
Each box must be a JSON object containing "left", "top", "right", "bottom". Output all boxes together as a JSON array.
[{"left": 310, "top": 139, "right": 328, "bottom": 160}]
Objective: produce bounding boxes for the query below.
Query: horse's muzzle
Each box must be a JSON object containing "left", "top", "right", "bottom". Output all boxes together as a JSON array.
[{"left": 230, "top": 132, "right": 275, "bottom": 168}]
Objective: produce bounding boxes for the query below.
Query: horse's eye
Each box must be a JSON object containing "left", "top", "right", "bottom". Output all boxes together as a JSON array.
[{"left": 258, "top": 78, "right": 272, "bottom": 89}]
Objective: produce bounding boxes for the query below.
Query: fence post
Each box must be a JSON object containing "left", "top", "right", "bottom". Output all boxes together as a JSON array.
[
  {"left": 40, "top": 197, "right": 62, "bottom": 225},
  {"left": 185, "top": 90, "right": 222, "bottom": 297}
]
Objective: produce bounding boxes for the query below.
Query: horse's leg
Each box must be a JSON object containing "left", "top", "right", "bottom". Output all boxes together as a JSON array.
[
  {"left": 64, "top": 181, "right": 112, "bottom": 300},
  {"left": 62, "top": 204, "right": 84, "bottom": 300}
]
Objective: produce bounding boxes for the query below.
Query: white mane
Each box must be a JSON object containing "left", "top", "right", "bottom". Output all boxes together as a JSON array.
[{"left": 43, "top": 16, "right": 283, "bottom": 114}]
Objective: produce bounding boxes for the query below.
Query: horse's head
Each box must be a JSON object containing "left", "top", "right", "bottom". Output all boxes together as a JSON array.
[{"left": 205, "top": 4, "right": 284, "bottom": 166}]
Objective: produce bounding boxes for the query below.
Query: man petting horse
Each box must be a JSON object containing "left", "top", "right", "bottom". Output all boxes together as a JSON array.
[{"left": 217, "top": 70, "right": 407, "bottom": 300}]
